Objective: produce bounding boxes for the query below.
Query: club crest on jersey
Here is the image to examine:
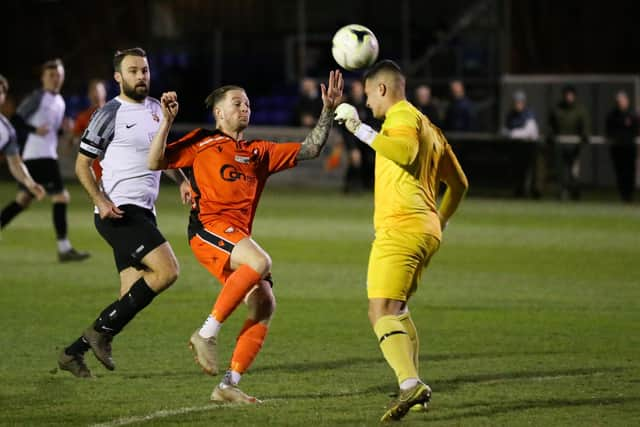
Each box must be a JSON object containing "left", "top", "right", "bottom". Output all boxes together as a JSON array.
[
  {"left": 151, "top": 112, "right": 160, "bottom": 122},
  {"left": 234, "top": 155, "right": 250, "bottom": 164}
]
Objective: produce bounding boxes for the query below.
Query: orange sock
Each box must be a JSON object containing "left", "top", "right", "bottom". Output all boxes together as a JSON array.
[
  {"left": 211, "top": 265, "right": 261, "bottom": 323},
  {"left": 230, "top": 319, "right": 268, "bottom": 373}
]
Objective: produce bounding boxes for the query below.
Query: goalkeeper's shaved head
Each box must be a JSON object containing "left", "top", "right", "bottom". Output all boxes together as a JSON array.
[
  {"left": 362, "top": 60, "right": 406, "bottom": 119},
  {"left": 363, "top": 60, "right": 406, "bottom": 95}
]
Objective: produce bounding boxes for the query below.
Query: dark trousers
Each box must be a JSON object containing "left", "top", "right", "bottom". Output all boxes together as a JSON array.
[
  {"left": 609, "top": 144, "right": 637, "bottom": 202},
  {"left": 554, "top": 143, "right": 583, "bottom": 200}
]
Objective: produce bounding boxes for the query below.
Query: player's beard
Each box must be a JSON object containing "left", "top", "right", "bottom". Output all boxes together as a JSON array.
[{"left": 123, "top": 80, "right": 149, "bottom": 101}]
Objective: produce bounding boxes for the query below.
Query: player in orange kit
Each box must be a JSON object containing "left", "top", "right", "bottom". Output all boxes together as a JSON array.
[{"left": 148, "top": 70, "right": 343, "bottom": 403}]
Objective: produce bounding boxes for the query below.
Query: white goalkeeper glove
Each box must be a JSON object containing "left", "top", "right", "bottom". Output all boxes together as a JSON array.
[{"left": 334, "top": 103, "right": 378, "bottom": 145}]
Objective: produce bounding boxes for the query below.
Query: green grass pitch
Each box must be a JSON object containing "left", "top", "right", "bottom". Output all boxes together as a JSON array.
[{"left": 0, "top": 181, "right": 638, "bottom": 426}]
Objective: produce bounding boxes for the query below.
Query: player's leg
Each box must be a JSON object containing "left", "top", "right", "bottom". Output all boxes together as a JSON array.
[
  {"left": 83, "top": 241, "right": 178, "bottom": 370},
  {"left": 213, "top": 237, "right": 271, "bottom": 321},
  {"left": 398, "top": 308, "right": 419, "bottom": 372},
  {"left": 369, "top": 297, "right": 419, "bottom": 386},
  {"left": 46, "top": 159, "right": 90, "bottom": 261},
  {"left": 368, "top": 231, "right": 435, "bottom": 421},
  {"left": 198, "top": 236, "right": 271, "bottom": 340},
  {"left": 212, "top": 279, "right": 274, "bottom": 404},
  {"left": 568, "top": 145, "right": 582, "bottom": 200},
  {"left": 59, "top": 205, "right": 174, "bottom": 375},
  {"left": 188, "top": 226, "right": 269, "bottom": 376},
  {"left": 0, "top": 157, "right": 41, "bottom": 229},
  {"left": 0, "top": 189, "right": 32, "bottom": 229}
]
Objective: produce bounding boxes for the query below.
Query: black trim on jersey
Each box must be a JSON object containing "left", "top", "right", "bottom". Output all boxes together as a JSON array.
[
  {"left": 195, "top": 228, "right": 235, "bottom": 254},
  {"left": 81, "top": 99, "right": 120, "bottom": 156},
  {"left": 96, "top": 111, "right": 112, "bottom": 137},
  {"left": 186, "top": 167, "right": 203, "bottom": 242},
  {"left": 79, "top": 146, "right": 99, "bottom": 158}
]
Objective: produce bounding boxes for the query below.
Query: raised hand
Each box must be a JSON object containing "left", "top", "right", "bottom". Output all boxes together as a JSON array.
[
  {"left": 334, "top": 103, "right": 362, "bottom": 133},
  {"left": 160, "top": 91, "right": 179, "bottom": 122},
  {"left": 321, "top": 70, "right": 344, "bottom": 110}
]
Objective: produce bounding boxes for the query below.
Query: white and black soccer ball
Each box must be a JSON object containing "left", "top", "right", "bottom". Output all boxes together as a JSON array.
[{"left": 331, "top": 24, "right": 379, "bottom": 71}]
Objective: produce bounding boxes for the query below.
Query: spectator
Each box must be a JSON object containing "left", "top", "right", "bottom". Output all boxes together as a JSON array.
[
  {"left": 73, "top": 79, "right": 107, "bottom": 139},
  {"left": 73, "top": 79, "right": 107, "bottom": 180},
  {"left": 443, "top": 79, "right": 474, "bottom": 131},
  {"left": 605, "top": 90, "right": 638, "bottom": 203},
  {"left": 339, "top": 79, "right": 378, "bottom": 193},
  {"left": 503, "top": 90, "right": 541, "bottom": 198},
  {"left": 548, "top": 85, "right": 590, "bottom": 200},
  {"left": 413, "top": 84, "right": 441, "bottom": 127},
  {"left": 504, "top": 90, "right": 539, "bottom": 140},
  {"left": 291, "top": 77, "right": 323, "bottom": 127}
]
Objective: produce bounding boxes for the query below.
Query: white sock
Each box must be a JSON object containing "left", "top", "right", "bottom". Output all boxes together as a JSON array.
[
  {"left": 199, "top": 315, "right": 221, "bottom": 338},
  {"left": 399, "top": 378, "right": 419, "bottom": 391},
  {"left": 57, "top": 238, "right": 72, "bottom": 253},
  {"left": 220, "top": 370, "right": 242, "bottom": 388},
  {"left": 230, "top": 370, "right": 242, "bottom": 385}
]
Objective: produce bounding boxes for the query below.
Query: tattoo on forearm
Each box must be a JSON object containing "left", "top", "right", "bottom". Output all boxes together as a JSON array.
[{"left": 297, "top": 108, "right": 334, "bottom": 160}]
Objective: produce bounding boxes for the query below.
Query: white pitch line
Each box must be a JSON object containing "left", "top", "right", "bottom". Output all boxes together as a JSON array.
[{"left": 89, "top": 403, "right": 235, "bottom": 427}]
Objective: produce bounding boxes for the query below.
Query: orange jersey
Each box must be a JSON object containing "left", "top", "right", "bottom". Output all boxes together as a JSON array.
[
  {"left": 73, "top": 106, "right": 98, "bottom": 137},
  {"left": 165, "top": 128, "right": 301, "bottom": 235},
  {"left": 74, "top": 106, "right": 103, "bottom": 181}
]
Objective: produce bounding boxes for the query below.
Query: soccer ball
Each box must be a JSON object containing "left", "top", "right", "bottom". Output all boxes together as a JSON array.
[{"left": 331, "top": 24, "right": 379, "bottom": 71}]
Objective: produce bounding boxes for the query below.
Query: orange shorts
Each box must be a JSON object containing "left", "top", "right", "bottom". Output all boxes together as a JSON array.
[{"left": 189, "top": 222, "right": 249, "bottom": 284}]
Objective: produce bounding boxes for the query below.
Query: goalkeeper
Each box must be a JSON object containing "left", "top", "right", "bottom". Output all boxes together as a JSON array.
[{"left": 334, "top": 60, "right": 468, "bottom": 422}]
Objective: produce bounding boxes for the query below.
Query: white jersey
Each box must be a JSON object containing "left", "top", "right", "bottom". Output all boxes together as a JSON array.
[
  {"left": 17, "top": 90, "right": 65, "bottom": 160},
  {"left": 0, "top": 113, "right": 19, "bottom": 156},
  {"left": 79, "top": 96, "right": 163, "bottom": 213}
]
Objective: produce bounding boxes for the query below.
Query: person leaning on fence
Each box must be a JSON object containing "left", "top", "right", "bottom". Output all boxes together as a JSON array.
[
  {"left": 503, "top": 90, "right": 540, "bottom": 198},
  {"left": 548, "top": 85, "right": 591, "bottom": 201}
]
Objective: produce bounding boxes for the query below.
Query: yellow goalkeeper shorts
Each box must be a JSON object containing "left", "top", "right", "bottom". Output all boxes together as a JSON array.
[{"left": 366, "top": 229, "right": 441, "bottom": 301}]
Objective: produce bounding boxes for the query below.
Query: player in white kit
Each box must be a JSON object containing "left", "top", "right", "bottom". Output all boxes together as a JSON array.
[
  {"left": 0, "top": 74, "right": 45, "bottom": 199},
  {"left": 0, "top": 59, "right": 89, "bottom": 261},
  {"left": 57, "top": 48, "right": 191, "bottom": 378}
]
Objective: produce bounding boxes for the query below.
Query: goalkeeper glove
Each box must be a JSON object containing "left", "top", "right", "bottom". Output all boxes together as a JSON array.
[{"left": 333, "top": 103, "right": 378, "bottom": 145}]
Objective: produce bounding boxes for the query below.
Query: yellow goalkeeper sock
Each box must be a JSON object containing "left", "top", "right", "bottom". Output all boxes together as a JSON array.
[
  {"left": 398, "top": 311, "right": 419, "bottom": 371},
  {"left": 374, "top": 315, "right": 418, "bottom": 385}
]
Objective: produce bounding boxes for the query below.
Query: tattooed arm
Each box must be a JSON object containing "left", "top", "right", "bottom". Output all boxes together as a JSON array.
[
  {"left": 296, "top": 70, "right": 344, "bottom": 161},
  {"left": 297, "top": 108, "right": 335, "bottom": 160}
]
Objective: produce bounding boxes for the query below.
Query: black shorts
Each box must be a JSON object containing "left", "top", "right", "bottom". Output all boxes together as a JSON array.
[
  {"left": 94, "top": 204, "right": 167, "bottom": 272},
  {"left": 19, "top": 158, "right": 65, "bottom": 195}
]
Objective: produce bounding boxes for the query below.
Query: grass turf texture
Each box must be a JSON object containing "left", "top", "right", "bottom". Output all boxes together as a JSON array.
[{"left": 0, "top": 181, "right": 638, "bottom": 426}]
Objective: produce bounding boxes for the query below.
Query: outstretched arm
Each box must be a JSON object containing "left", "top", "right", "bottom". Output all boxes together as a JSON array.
[
  {"left": 297, "top": 70, "right": 344, "bottom": 160},
  {"left": 148, "top": 91, "right": 179, "bottom": 170}
]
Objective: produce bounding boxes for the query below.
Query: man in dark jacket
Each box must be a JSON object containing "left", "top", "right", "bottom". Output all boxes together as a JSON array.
[
  {"left": 606, "top": 91, "right": 638, "bottom": 202},
  {"left": 548, "top": 85, "right": 591, "bottom": 200},
  {"left": 444, "top": 80, "right": 474, "bottom": 132}
]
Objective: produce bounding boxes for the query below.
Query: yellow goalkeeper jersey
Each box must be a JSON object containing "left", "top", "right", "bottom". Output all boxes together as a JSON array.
[{"left": 370, "top": 99, "right": 447, "bottom": 239}]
